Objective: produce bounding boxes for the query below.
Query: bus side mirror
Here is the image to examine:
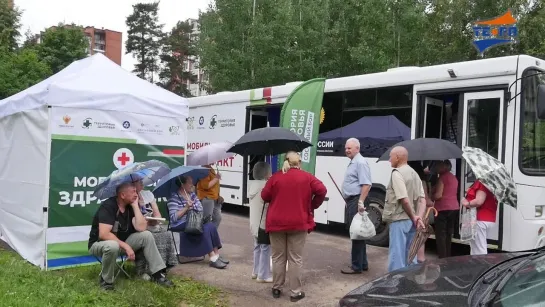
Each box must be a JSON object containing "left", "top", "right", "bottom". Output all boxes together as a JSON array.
[{"left": 537, "top": 84, "right": 545, "bottom": 119}]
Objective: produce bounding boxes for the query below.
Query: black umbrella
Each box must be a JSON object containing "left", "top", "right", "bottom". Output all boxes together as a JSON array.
[
  {"left": 228, "top": 127, "right": 312, "bottom": 156},
  {"left": 377, "top": 138, "right": 462, "bottom": 162}
]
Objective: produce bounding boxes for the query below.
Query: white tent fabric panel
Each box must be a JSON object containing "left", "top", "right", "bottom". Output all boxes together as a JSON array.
[
  {"left": 0, "top": 106, "right": 49, "bottom": 268},
  {"left": 0, "top": 53, "right": 189, "bottom": 119}
]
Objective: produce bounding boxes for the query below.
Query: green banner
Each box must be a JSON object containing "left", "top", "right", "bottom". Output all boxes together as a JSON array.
[
  {"left": 277, "top": 78, "right": 326, "bottom": 174},
  {"left": 48, "top": 137, "right": 185, "bottom": 228}
]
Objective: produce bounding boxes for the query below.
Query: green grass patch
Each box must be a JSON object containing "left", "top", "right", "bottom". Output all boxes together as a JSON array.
[{"left": 0, "top": 248, "right": 228, "bottom": 307}]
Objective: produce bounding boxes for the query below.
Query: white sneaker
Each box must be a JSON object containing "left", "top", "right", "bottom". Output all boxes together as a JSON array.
[
  {"left": 140, "top": 273, "right": 151, "bottom": 281},
  {"left": 256, "top": 277, "right": 273, "bottom": 283}
]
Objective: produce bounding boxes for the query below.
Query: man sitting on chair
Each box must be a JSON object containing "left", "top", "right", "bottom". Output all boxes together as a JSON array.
[{"left": 88, "top": 182, "right": 174, "bottom": 290}]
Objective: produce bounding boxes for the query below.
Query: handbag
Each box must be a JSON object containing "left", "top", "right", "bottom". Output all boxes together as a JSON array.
[
  {"left": 185, "top": 209, "right": 204, "bottom": 235},
  {"left": 256, "top": 204, "right": 270, "bottom": 245},
  {"left": 179, "top": 191, "right": 204, "bottom": 235}
]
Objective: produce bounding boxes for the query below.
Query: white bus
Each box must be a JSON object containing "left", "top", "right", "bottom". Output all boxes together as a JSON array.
[{"left": 186, "top": 55, "right": 545, "bottom": 251}]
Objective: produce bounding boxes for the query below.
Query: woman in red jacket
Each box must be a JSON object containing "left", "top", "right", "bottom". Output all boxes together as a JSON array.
[{"left": 261, "top": 151, "right": 327, "bottom": 302}]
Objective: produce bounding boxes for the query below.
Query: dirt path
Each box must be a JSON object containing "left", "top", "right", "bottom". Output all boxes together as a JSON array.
[{"left": 170, "top": 213, "right": 396, "bottom": 307}]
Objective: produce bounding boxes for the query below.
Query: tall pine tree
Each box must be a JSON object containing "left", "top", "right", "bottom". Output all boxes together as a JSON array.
[
  {"left": 158, "top": 21, "right": 196, "bottom": 97},
  {"left": 125, "top": 2, "right": 164, "bottom": 82}
]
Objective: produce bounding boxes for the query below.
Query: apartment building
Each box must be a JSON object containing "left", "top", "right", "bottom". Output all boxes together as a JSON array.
[
  {"left": 83, "top": 27, "right": 122, "bottom": 65},
  {"left": 185, "top": 18, "right": 207, "bottom": 97},
  {"left": 39, "top": 25, "right": 122, "bottom": 66}
]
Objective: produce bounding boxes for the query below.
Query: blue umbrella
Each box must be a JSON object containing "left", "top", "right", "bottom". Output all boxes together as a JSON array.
[
  {"left": 152, "top": 166, "right": 209, "bottom": 198},
  {"left": 93, "top": 160, "right": 171, "bottom": 200}
]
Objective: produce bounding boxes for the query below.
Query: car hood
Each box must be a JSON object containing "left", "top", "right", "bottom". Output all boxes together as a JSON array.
[{"left": 339, "top": 253, "right": 524, "bottom": 307}]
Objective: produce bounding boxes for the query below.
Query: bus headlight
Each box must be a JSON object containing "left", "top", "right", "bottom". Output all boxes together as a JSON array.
[{"left": 536, "top": 206, "right": 544, "bottom": 218}]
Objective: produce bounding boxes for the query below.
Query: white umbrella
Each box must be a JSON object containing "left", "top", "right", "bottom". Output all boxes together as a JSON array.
[
  {"left": 186, "top": 141, "right": 235, "bottom": 166},
  {"left": 462, "top": 146, "right": 517, "bottom": 209}
]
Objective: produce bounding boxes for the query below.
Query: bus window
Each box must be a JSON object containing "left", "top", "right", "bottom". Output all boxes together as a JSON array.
[
  {"left": 466, "top": 98, "right": 501, "bottom": 159},
  {"left": 341, "top": 86, "right": 413, "bottom": 157},
  {"left": 520, "top": 69, "right": 545, "bottom": 174},
  {"left": 320, "top": 91, "right": 343, "bottom": 134}
]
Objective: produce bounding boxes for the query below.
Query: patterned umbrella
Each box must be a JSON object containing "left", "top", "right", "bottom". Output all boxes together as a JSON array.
[
  {"left": 462, "top": 146, "right": 517, "bottom": 209},
  {"left": 93, "top": 160, "right": 171, "bottom": 200},
  {"left": 407, "top": 207, "right": 437, "bottom": 265}
]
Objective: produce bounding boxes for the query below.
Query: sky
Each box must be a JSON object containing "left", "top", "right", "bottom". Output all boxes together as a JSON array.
[{"left": 15, "top": 0, "right": 211, "bottom": 71}]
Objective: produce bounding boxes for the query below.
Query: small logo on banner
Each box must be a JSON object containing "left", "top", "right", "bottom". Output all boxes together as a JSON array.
[
  {"left": 169, "top": 126, "right": 181, "bottom": 135},
  {"left": 63, "top": 115, "right": 71, "bottom": 124},
  {"left": 122, "top": 121, "right": 131, "bottom": 129},
  {"left": 187, "top": 117, "right": 195, "bottom": 130},
  {"left": 113, "top": 148, "right": 134, "bottom": 169},
  {"left": 82, "top": 118, "right": 92, "bottom": 129},
  {"left": 209, "top": 115, "right": 217, "bottom": 129}
]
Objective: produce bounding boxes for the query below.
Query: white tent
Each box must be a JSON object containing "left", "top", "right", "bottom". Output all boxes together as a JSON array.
[{"left": 0, "top": 54, "right": 188, "bottom": 269}]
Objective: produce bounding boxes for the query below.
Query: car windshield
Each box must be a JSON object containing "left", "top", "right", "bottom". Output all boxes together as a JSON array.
[{"left": 490, "top": 253, "right": 545, "bottom": 306}]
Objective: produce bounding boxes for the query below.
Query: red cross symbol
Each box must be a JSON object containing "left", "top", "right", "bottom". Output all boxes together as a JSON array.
[
  {"left": 117, "top": 152, "right": 131, "bottom": 166},
  {"left": 113, "top": 148, "right": 134, "bottom": 169}
]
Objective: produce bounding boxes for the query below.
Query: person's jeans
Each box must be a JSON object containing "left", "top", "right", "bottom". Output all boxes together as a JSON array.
[
  {"left": 253, "top": 237, "right": 271, "bottom": 280},
  {"left": 89, "top": 231, "right": 166, "bottom": 283},
  {"left": 434, "top": 210, "right": 458, "bottom": 258},
  {"left": 346, "top": 195, "right": 369, "bottom": 271},
  {"left": 388, "top": 219, "right": 417, "bottom": 272}
]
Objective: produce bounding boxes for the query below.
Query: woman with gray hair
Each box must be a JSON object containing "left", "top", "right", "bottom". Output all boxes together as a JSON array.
[{"left": 248, "top": 161, "right": 272, "bottom": 283}]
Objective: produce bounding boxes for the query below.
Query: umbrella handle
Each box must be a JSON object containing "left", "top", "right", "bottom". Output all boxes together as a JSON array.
[{"left": 425, "top": 207, "right": 438, "bottom": 219}]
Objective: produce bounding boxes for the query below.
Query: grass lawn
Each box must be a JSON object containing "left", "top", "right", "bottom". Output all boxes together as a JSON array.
[{"left": 0, "top": 248, "right": 228, "bottom": 307}]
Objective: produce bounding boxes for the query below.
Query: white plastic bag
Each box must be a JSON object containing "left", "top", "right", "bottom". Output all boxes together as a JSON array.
[
  {"left": 350, "top": 212, "right": 376, "bottom": 240},
  {"left": 460, "top": 207, "right": 477, "bottom": 242}
]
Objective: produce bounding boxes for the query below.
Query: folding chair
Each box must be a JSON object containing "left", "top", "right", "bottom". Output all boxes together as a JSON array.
[{"left": 94, "top": 254, "right": 130, "bottom": 280}]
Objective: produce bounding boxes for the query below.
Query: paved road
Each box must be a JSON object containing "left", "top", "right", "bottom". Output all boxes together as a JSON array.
[{"left": 171, "top": 210, "right": 438, "bottom": 307}]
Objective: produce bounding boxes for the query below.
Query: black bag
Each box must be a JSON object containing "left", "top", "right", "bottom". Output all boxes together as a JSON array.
[
  {"left": 185, "top": 209, "right": 204, "bottom": 235},
  {"left": 256, "top": 204, "right": 270, "bottom": 245}
]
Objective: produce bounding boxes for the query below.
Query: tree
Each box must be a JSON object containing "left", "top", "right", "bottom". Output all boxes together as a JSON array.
[
  {"left": 0, "top": 0, "right": 21, "bottom": 51},
  {"left": 158, "top": 21, "right": 196, "bottom": 97},
  {"left": 125, "top": 2, "right": 164, "bottom": 82},
  {"left": 0, "top": 48, "right": 51, "bottom": 99},
  {"left": 35, "top": 24, "right": 88, "bottom": 73}
]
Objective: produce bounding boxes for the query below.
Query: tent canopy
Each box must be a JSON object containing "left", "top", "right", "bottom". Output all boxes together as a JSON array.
[
  {"left": 319, "top": 115, "right": 410, "bottom": 141},
  {"left": 0, "top": 53, "right": 188, "bottom": 119}
]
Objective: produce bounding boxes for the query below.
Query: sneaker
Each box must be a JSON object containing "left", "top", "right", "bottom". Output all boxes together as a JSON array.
[
  {"left": 256, "top": 277, "right": 273, "bottom": 283},
  {"left": 99, "top": 276, "right": 114, "bottom": 291},
  {"left": 140, "top": 273, "right": 151, "bottom": 281},
  {"left": 290, "top": 291, "right": 305, "bottom": 302},
  {"left": 152, "top": 273, "right": 174, "bottom": 287},
  {"left": 251, "top": 274, "right": 257, "bottom": 279},
  {"left": 219, "top": 256, "right": 229, "bottom": 264},
  {"left": 209, "top": 260, "right": 227, "bottom": 269}
]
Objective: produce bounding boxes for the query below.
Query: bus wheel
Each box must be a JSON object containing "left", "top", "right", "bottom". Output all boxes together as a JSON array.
[{"left": 365, "top": 190, "right": 389, "bottom": 247}]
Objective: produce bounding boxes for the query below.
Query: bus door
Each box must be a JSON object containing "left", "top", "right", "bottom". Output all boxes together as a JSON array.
[
  {"left": 423, "top": 97, "right": 444, "bottom": 139},
  {"left": 248, "top": 111, "right": 269, "bottom": 181},
  {"left": 460, "top": 90, "right": 505, "bottom": 244}
]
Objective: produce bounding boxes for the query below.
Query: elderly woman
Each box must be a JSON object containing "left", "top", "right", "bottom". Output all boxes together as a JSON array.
[
  {"left": 248, "top": 161, "right": 272, "bottom": 283},
  {"left": 261, "top": 151, "right": 327, "bottom": 302},
  {"left": 167, "top": 175, "right": 228, "bottom": 269},
  {"left": 133, "top": 180, "right": 178, "bottom": 279},
  {"left": 461, "top": 179, "right": 497, "bottom": 255},
  {"left": 431, "top": 160, "right": 459, "bottom": 258}
]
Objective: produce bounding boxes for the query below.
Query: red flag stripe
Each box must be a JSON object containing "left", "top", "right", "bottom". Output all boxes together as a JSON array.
[{"left": 163, "top": 149, "right": 185, "bottom": 155}]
